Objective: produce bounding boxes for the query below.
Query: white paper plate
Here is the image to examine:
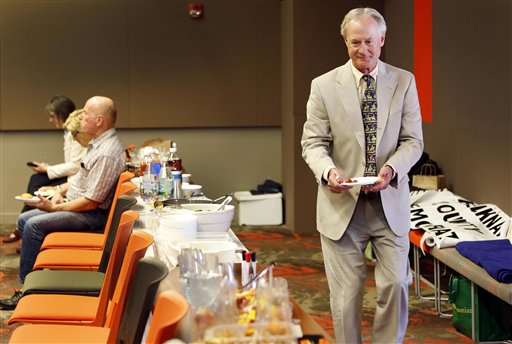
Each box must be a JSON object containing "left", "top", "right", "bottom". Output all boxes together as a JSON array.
[
  {"left": 35, "top": 189, "right": 55, "bottom": 198},
  {"left": 15, "top": 195, "right": 41, "bottom": 203},
  {"left": 341, "top": 176, "right": 379, "bottom": 186}
]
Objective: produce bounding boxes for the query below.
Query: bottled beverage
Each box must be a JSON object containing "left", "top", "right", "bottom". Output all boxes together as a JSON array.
[
  {"left": 167, "top": 142, "right": 182, "bottom": 172},
  {"left": 168, "top": 142, "right": 184, "bottom": 199},
  {"left": 171, "top": 170, "right": 184, "bottom": 199},
  {"left": 158, "top": 158, "right": 171, "bottom": 199},
  {"left": 140, "top": 146, "right": 158, "bottom": 203},
  {"left": 140, "top": 148, "right": 161, "bottom": 175}
]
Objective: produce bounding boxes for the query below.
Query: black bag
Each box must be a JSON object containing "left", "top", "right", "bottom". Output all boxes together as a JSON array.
[{"left": 250, "top": 179, "right": 282, "bottom": 195}]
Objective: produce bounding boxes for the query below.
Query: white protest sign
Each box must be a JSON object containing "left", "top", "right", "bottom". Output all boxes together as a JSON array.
[{"left": 410, "top": 189, "right": 510, "bottom": 249}]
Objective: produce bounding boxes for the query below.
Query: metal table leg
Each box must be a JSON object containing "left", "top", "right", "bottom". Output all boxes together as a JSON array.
[{"left": 434, "top": 257, "right": 452, "bottom": 318}]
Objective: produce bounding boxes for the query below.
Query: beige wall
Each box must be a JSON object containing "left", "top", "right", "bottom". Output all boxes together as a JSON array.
[
  {"left": 0, "top": 128, "right": 281, "bottom": 223},
  {"left": 424, "top": 1, "right": 511, "bottom": 213},
  {"left": 0, "top": 1, "right": 281, "bottom": 129}
]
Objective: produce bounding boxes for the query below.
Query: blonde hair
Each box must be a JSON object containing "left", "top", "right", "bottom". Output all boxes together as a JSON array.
[
  {"left": 63, "top": 109, "right": 84, "bottom": 133},
  {"left": 64, "top": 109, "right": 94, "bottom": 146}
]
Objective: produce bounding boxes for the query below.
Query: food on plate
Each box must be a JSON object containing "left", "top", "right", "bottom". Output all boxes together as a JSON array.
[
  {"left": 35, "top": 189, "right": 56, "bottom": 198},
  {"left": 342, "top": 176, "right": 379, "bottom": 186},
  {"left": 245, "top": 327, "right": 256, "bottom": 337},
  {"left": 15, "top": 193, "right": 41, "bottom": 203},
  {"left": 236, "top": 289, "right": 257, "bottom": 325},
  {"left": 267, "top": 321, "right": 289, "bottom": 335}
]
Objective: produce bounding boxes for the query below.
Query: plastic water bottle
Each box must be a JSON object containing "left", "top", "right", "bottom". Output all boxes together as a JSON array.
[
  {"left": 158, "top": 158, "right": 171, "bottom": 199},
  {"left": 140, "top": 147, "right": 158, "bottom": 202},
  {"left": 171, "top": 170, "right": 184, "bottom": 199}
]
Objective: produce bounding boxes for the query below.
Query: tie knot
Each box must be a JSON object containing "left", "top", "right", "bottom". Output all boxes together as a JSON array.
[{"left": 363, "top": 74, "right": 373, "bottom": 86}]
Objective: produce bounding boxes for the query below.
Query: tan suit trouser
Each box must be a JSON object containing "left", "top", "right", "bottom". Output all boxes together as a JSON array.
[{"left": 321, "top": 193, "right": 411, "bottom": 344}]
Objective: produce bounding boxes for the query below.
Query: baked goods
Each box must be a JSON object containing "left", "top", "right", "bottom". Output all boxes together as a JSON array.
[{"left": 15, "top": 193, "right": 41, "bottom": 203}]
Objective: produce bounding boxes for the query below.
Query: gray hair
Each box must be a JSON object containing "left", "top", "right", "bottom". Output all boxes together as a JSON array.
[{"left": 340, "top": 8, "right": 387, "bottom": 38}]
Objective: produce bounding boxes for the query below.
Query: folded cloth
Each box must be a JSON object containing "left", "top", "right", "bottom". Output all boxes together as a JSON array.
[{"left": 455, "top": 239, "right": 512, "bottom": 283}]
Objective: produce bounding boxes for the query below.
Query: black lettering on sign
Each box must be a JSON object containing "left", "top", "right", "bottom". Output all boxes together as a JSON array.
[
  {"left": 451, "top": 221, "right": 482, "bottom": 234},
  {"left": 472, "top": 205, "right": 505, "bottom": 235},
  {"left": 437, "top": 204, "right": 455, "bottom": 213},
  {"left": 411, "top": 207, "right": 429, "bottom": 223},
  {"left": 425, "top": 225, "right": 459, "bottom": 239},
  {"left": 443, "top": 212, "right": 465, "bottom": 223}
]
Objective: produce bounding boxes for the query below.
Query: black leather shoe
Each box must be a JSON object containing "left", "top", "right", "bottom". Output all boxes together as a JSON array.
[{"left": 0, "top": 290, "right": 23, "bottom": 310}]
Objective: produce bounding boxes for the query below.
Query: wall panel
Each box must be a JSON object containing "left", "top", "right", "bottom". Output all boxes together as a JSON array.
[
  {"left": 0, "top": 1, "right": 129, "bottom": 129},
  {"left": 0, "top": 1, "right": 281, "bottom": 130}
]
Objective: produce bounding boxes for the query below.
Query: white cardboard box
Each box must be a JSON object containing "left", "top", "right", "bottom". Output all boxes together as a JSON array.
[{"left": 234, "top": 191, "right": 283, "bottom": 226}]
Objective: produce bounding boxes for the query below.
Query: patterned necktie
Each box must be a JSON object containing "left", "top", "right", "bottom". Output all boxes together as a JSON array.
[{"left": 362, "top": 75, "right": 377, "bottom": 177}]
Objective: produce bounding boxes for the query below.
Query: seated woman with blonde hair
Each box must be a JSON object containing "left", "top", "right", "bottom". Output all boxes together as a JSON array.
[{"left": 37, "top": 109, "right": 94, "bottom": 193}]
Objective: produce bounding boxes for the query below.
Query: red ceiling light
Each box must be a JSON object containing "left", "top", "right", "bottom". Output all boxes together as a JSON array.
[{"left": 188, "top": 3, "right": 203, "bottom": 19}]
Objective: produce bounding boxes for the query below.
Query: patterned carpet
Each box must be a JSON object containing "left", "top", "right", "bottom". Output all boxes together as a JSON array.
[{"left": 0, "top": 223, "right": 475, "bottom": 343}]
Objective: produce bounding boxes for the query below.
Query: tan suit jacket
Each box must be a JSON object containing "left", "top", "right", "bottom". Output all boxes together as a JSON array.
[{"left": 302, "top": 60, "right": 424, "bottom": 240}]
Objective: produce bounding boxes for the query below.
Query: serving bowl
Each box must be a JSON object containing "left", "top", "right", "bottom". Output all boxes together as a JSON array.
[
  {"left": 182, "top": 184, "right": 202, "bottom": 198},
  {"left": 180, "top": 203, "right": 235, "bottom": 233},
  {"left": 182, "top": 173, "right": 192, "bottom": 183}
]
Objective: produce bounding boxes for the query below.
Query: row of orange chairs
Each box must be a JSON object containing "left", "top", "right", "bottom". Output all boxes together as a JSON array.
[
  {"left": 8, "top": 171, "right": 189, "bottom": 343},
  {"left": 22, "top": 171, "right": 139, "bottom": 297}
]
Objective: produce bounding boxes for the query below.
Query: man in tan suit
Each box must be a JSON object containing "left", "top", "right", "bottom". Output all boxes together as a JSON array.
[{"left": 301, "top": 8, "right": 424, "bottom": 343}]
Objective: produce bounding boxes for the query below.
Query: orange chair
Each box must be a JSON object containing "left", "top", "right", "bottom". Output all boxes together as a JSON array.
[
  {"left": 31, "top": 189, "right": 137, "bottom": 272},
  {"left": 9, "top": 265, "right": 178, "bottom": 344},
  {"left": 22, "top": 200, "right": 136, "bottom": 297},
  {"left": 145, "top": 290, "right": 189, "bottom": 344},
  {"left": 8, "top": 224, "right": 153, "bottom": 326},
  {"left": 40, "top": 171, "right": 135, "bottom": 251}
]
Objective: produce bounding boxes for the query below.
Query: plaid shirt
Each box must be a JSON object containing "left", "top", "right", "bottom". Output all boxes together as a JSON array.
[{"left": 66, "top": 128, "right": 124, "bottom": 210}]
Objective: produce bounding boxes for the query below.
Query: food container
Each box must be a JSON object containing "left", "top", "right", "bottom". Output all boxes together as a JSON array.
[
  {"left": 204, "top": 322, "right": 297, "bottom": 343},
  {"left": 180, "top": 203, "right": 235, "bottom": 233},
  {"left": 234, "top": 191, "right": 283, "bottom": 225}
]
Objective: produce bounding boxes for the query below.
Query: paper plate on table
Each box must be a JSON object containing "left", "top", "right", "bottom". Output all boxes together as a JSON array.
[
  {"left": 15, "top": 195, "right": 41, "bottom": 203},
  {"left": 341, "top": 176, "right": 379, "bottom": 186}
]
